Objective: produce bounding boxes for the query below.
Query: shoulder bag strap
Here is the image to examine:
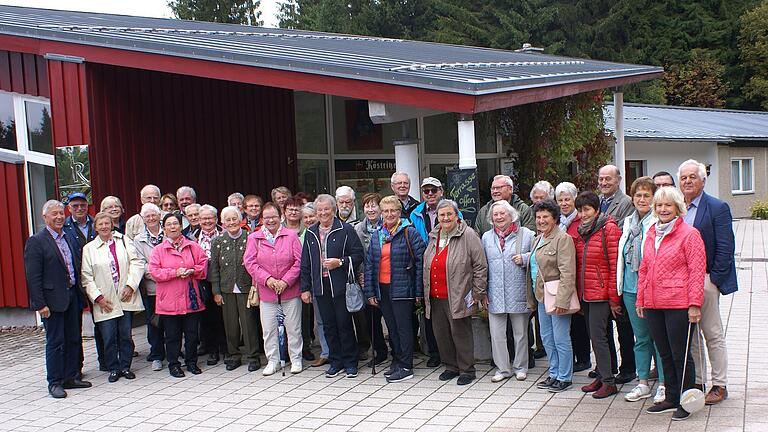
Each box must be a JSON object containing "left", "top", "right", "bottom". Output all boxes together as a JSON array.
[{"left": 404, "top": 227, "right": 415, "bottom": 262}]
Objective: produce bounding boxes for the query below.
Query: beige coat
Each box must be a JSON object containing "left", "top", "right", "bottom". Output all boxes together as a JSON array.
[
  {"left": 81, "top": 233, "right": 144, "bottom": 322},
  {"left": 423, "top": 221, "right": 488, "bottom": 320},
  {"left": 525, "top": 226, "right": 577, "bottom": 311}
]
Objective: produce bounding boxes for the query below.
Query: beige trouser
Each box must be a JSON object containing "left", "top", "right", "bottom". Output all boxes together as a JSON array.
[{"left": 691, "top": 274, "right": 728, "bottom": 387}]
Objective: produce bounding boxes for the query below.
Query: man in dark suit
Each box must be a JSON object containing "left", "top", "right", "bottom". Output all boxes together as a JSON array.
[
  {"left": 25, "top": 200, "right": 91, "bottom": 398},
  {"left": 679, "top": 159, "right": 737, "bottom": 406}
]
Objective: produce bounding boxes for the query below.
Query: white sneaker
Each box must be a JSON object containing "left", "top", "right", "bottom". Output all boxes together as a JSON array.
[
  {"left": 491, "top": 372, "right": 510, "bottom": 383},
  {"left": 653, "top": 385, "right": 666, "bottom": 404},
  {"left": 291, "top": 362, "right": 303, "bottom": 374},
  {"left": 515, "top": 372, "right": 527, "bottom": 381},
  {"left": 625, "top": 383, "right": 652, "bottom": 402},
  {"left": 151, "top": 360, "right": 163, "bottom": 371},
  {"left": 262, "top": 362, "right": 280, "bottom": 376}
]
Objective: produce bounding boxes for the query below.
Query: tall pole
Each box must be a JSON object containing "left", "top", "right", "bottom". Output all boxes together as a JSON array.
[{"left": 613, "top": 91, "right": 626, "bottom": 192}]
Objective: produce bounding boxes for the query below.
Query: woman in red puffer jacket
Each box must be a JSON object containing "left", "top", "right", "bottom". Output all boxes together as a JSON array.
[{"left": 573, "top": 191, "right": 621, "bottom": 399}]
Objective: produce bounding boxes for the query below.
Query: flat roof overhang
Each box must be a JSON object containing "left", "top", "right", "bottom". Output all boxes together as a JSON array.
[{"left": 0, "top": 33, "right": 662, "bottom": 114}]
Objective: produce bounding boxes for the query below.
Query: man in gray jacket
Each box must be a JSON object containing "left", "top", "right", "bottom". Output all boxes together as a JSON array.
[{"left": 475, "top": 175, "right": 535, "bottom": 234}]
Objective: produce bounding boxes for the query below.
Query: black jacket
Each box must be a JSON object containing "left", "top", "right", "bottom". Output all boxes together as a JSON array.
[
  {"left": 301, "top": 218, "right": 364, "bottom": 298},
  {"left": 24, "top": 228, "right": 84, "bottom": 312}
]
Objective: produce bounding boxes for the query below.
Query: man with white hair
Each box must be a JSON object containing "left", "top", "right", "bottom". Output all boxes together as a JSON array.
[
  {"left": 25, "top": 200, "right": 91, "bottom": 398},
  {"left": 678, "top": 159, "right": 737, "bottom": 405},
  {"left": 390, "top": 172, "right": 420, "bottom": 216},
  {"left": 475, "top": 175, "right": 534, "bottom": 234},
  {"left": 176, "top": 186, "right": 197, "bottom": 230},
  {"left": 335, "top": 185, "right": 360, "bottom": 225},
  {"left": 125, "top": 184, "right": 162, "bottom": 240}
]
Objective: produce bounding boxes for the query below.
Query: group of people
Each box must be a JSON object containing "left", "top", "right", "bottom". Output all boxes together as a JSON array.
[{"left": 24, "top": 159, "right": 737, "bottom": 422}]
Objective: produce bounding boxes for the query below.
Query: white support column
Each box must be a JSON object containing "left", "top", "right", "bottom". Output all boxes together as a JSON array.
[
  {"left": 458, "top": 114, "right": 477, "bottom": 170},
  {"left": 394, "top": 139, "right": 420, "bottom": 198},
  {"left": 613, "top": 91, "right": 626, "bottom": 192}
]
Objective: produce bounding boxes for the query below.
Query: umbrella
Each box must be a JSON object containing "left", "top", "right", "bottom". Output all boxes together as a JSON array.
[{"left": 277, "top": 294, "right": 288, "bottom": 376}]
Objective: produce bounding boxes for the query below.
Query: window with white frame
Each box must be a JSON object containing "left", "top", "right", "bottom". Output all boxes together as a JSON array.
[
  {"left": 0, "top": 90, "right": 55, "bottom": 233},
  {"left": 731, "top": 158, "right": 754, "bottom": 194}
]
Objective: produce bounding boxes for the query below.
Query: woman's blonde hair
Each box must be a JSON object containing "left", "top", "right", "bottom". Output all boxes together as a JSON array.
[
  {"left": 652, "top": 186, "right": 687, "bottom": 218},
  {"left": 379, "top": 195, "right": 402, "bottom": 211}
]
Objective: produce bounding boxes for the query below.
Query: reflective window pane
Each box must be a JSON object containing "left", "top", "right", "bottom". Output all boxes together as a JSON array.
[
  {"left": 743, "top": 159, "right": 753, "bottom": 191},
  {"left": 25, "top": 101, "right": 53, "bottom": 155},
  {"left": 297, "top": 159, "right": 330, "bottom": 198},
  {"left": 295, "top": 92, "right": 327, "bottom": 154},
  {"left": 28, "top": 162, "right": 56, "bottom": 233},
  {"left": 731, "top": 160, "right": 739, "bottom": 191},
  {"left": 428, "top": 159, "right": 497, "bottom": 204},
  {"left": 0, "top": 92, "right": 16, "bottom": 151},
  {"left": 331, "top": 96, "right": 416, "bottom": 155}
]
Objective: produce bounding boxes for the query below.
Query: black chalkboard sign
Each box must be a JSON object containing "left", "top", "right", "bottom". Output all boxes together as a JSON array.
[{"left": 446, "top": 168, "right": 480, "bottom": 226}]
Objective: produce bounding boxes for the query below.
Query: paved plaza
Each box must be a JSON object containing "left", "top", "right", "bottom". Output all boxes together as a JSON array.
[{"left": 0, "top": 219, "right": 765, "bottom": 432}]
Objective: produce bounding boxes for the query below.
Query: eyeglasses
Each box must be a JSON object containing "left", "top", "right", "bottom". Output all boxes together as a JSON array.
[
  {"left": 69, "top": 203, "right": 87, "bottom": 209},
  {"left": 422, "top": 188, "right": 439, "bottom": 195},
  {"left": 392, "top": 181, "right": 409, "bottom": 186},
  {"left": 285, "top": 207, "right": 301, "bottom": 213},
  {"left": 165, "top": 221, "right": 180, "bottom": 227},
  {"left": 262, "top": 215, "right": 280, "bottom": 220}
]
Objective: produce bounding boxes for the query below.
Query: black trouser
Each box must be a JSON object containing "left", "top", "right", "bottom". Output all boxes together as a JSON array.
[
  {"left": 352, "top": 309, "right": 371, "bottom": 354},
  {"left": 98, "top": 312, "right": 134, "bottom": 372},
  {"left": 570, "top": 310, "right": 591, "bottom": 364},
  {"left": 142, "top": 293, "right": 165, "bottom": 361},
  {"left": 367, "top": 304, "right": 388, "bottom": 359},
  {"left": 378, "top": 284, "right": 414, "bottom": 369},
  {"left": 645, "top": 309, "right": 695, "bottom": 405},
  {"left": 301, "top": 302, "right": 314, "bottom": 352},
  {"left": 163, "top": 312, "right": 201, "bottom": 369},
  {"left": 43, "top": 288, "right": 81, "bottom": 388},
  {"left": 316, "top": 278, "right": 358, "bottom": 370},
  {"left": 412, "top": 312, "right": 440, "bottom": 360},
  {"left": 199, "top": 283, "right": 227, "bottom": 356},
  {"left": 585, "top": 302, "right": 615, "bottom": 385},
  {"left": 608, "top": 300, "right": 636, "bottom": 374}
]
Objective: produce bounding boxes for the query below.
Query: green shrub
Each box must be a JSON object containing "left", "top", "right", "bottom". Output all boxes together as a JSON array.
[{"left": 751, "top": 199, "right": 768, "bottom": 219}]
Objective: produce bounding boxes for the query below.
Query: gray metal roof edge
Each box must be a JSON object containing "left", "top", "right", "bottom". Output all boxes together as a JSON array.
[
  {"left": 0, "top": 25, "right": 663, "bottom": 97},
  {"left": 614, "top": 102, "right": 768, "bottom": 116},
  {"left": 617, "top": 136, "right": 732, "bottom": 143}
]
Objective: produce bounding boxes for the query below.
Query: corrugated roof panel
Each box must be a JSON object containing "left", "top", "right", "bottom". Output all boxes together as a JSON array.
[
  {"left": 0, "top": 5, "right": 662, "bottom": 96},
  {"left": 605, "top": 104, "right": 768, "bottom": 141}
]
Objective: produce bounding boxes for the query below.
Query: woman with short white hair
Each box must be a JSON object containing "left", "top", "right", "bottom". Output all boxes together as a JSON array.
[
  {"left": 482, "top": 200, "right": 535, "bottom": 382},
  {"left": 100, "top": 196, "right": 126, "bottom": 234},
  {"left": 530, "top": 181, "right": 555, "bottom": 205}
]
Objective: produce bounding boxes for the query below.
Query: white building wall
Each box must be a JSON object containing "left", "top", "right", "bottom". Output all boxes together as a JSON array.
[{"left": 625, "top": 139, "right": 719, "bottom": 198}]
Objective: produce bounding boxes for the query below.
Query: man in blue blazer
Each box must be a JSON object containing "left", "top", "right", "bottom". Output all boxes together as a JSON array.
[
  {"left": 679, "top": 159, "right": 737, "bottom": 406},
  {"left": 24, "top": 200, "right": 91, "bottom": 398}
]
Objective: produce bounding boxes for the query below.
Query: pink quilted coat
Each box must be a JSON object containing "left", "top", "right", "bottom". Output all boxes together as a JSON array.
[{"left": 637, "top": 218, "right": 706, "bottom": 310}]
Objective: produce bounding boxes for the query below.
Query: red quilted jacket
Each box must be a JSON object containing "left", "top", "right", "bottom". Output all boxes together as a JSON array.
[
  {"left": 637, "top": 218, "right": 706, "bottom": 310},
  {"left": 574, "top": 217, "right": 620, "bottom": 305}
]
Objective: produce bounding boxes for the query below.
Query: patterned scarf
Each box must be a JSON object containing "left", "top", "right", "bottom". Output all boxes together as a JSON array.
[
  {"left": 559, "top": 210, "right": 578, "bottom": 231},
  {"left": 198, "top": 229, "right": 218, "bottom": 258},
  {"left": 378, "top": 219, "right": 402, "bottom": 247},
  {"left": 106, "top": 239, "right": 120, "bottom": 289},
  {"left": 145, "top": 226, "right": 164, "bottom": 246},
  {"left": 624, "top": 211, "right": 649, "bottom": 272},
  {"left": 654, "top": 217, "right": 678, "bottom": 250},
  {"left": 437, "top": 223, "right": 459, "bottom": 252},
  {"left": 262, "top": 225, "right": 281, "bottom": 245},
  {"left": 366, "top": 217, "right": 382, "bottom": 235},
  {"left": 169, "top": 236, "right": 184, "bottom": 252},
  {"left": 494, "top": 222, "right": 518, "bottom": 251}
]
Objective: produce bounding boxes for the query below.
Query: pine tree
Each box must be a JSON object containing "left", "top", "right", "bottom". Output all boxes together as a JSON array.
[{"left": 169, "top": 0, "right": 262, "bottom": 26}]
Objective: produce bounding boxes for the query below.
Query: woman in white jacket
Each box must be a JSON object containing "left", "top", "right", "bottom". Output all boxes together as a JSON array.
[{"left": 81, "top": 212, "right": 144, "bottom": 382}]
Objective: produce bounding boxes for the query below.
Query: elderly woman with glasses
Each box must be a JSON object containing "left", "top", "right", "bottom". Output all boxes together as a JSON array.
[
  {"left": 81, "top": 212, "right": 144, "bottom": 382},
  {"left": 245, "top": 202, "right": 304, "bottom": 375},
  {"left": 482, "top": 200, "right": 535, "bottom": 382},
  {"left": 149, "top": 213, "right": 209, "bottom": 378},
  {"left": 423, "top": 199, "right": 487, "bottom": 386},
  {"left": 100, "top": 196, "right": 126, "bottom": 234}
]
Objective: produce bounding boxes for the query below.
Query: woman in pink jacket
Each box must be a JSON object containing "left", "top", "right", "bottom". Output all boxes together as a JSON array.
[
  {"left": 637, "top": 187, "right": 706, "bottom": 421},
  {"left": 149, "top": 213, "right": 208, "bottom": 378},
  {"left": 244, "top": 202, "right": 303, "bottom": 376}
]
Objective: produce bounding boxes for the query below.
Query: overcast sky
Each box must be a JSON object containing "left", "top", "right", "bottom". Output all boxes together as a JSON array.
[{"left": 0, "top": 0, "right": 281, "bottom": 27}]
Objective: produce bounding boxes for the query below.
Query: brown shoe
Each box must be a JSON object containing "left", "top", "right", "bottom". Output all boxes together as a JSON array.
[
  {"left": 593, "top": 384, "right": 618, "bottom": 399},
  {"left": 693, "top": 383, "right": 704, "bottom": 391},
  {"left": 705, "top": 386, "right": 728, "bottom": 405},
  {"left": 311, "top": 357, "right": 328, "bottom": 368},
  {"left": 581, "top": 378, "right": 602, "bottom": 393}
]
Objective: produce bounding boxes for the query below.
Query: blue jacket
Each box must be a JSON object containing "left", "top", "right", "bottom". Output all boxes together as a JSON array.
[
  {"left": 692, "top": 193, "right": 738, "bottom": 295},
  {"left": 24, "top": 228, "right": 84, "bottom": 312},
  {"left": 364, "top": 220, "right": 426, "bottom": 300},
  {"left": 409, "top": 201, "right": 463, "bottom": 243},
  {"left": 62, "top": 215, "right": 96, "bottom": 251},
  {"left": 300, "top": 218, "right": 364, "bottom": 298}
]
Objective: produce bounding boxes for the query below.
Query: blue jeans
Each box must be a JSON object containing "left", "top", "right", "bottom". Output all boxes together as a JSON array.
[
  {"left": 98, "top": 311, "right": 134, "bottom": 372},
  {"left": 624, "top": 292, "right": 664, "bottom": 382},
  {"left": 538, "top": 302, "right": 573, "bottom": 382}
]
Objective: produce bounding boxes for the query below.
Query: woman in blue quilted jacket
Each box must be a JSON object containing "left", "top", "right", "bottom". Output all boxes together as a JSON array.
[
  {"left": 481, "top": 200, "right": 535, "bottom": 383},
  {"left": 364, "top": 195, "right": 426, "bottom": 383}
]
